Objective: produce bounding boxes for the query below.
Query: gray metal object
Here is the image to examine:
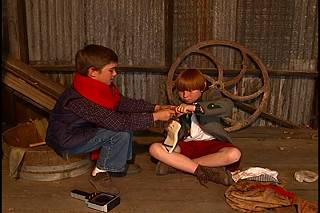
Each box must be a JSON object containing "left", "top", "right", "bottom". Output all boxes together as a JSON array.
[{"left": 71, "top": 189, "right": 120, "bottom": 212}]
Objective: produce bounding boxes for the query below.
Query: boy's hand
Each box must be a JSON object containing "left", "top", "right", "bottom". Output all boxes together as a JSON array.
[
  {"left": 154, "top": 104, "right": 177, "bottom": 112},
  {"left": 175, "top": 104, "right": 196, "bottom": 114},
  {"left": 153, "top": 109, "right": 176, "bottom": 121}
]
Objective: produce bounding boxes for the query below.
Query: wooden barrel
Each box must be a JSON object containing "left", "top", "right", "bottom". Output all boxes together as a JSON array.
[{"left": 2, "top": 122, "right": 93, "bottom": 181}]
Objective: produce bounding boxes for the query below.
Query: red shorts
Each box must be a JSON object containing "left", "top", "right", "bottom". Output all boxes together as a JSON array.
[{"left": 178, "top": 139, "right": 241, "bottom": 171}]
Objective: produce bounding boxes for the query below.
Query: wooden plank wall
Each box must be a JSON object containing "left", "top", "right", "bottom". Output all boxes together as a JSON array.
[
  {"left": 25, "top": 0, "right": 169, "bottom": 106},
  {"left": 3, "top": 0, "right": 318, "bottom": 128},
  {"left": 236, "top": 0, "right": 318, "bottom": 127}
]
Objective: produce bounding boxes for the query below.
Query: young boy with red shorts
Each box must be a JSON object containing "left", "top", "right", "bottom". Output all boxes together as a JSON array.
[{"left": 149, "top": 69, "right": 241, "bottom": 186}]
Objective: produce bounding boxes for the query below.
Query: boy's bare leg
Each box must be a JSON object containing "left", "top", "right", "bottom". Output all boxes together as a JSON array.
[
  {"left": 150, "top": 144, "right": 240, "bottom": 173},
  {"left": 149, "top": 143, "right": 198, "bottom": 174},
  {"left": 192, "top": 147, "right": 241, "bottom": 168},
  {"left": 149, "top": 143, "right": 237, "bottom": 186}
]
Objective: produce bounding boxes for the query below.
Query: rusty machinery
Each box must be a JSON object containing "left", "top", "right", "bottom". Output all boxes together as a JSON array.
[{"left": 166, "top": 40, "right": 271, "bottom": 132}]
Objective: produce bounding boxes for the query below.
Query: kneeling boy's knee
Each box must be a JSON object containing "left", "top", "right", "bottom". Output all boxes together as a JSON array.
[{"left": 117, "top": 131, "right": 131, "bottom": 140}]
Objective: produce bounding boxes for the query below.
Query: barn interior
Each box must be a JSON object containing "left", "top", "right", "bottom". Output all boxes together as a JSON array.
[{"left": 2, "top": 0, "right": 318, "bottom": 213}]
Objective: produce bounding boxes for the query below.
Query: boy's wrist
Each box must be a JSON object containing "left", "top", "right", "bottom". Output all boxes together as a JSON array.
[
  {"left": 152, "top": 112, "right": 158, "bottom": 121},
  {"left": 194, "top": 103, "right": 204, "bottom": 114},
  {"left": 154, "top": 105, "right": 160, "bottom": 111}
]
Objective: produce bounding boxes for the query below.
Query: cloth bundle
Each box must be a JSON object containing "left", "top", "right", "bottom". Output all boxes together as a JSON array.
[
  {"left": 224, "top": 179, "right": 317, "bottom": 213},
  {"left": 225, "top": 180, "right": 293, "bottom": 212}
]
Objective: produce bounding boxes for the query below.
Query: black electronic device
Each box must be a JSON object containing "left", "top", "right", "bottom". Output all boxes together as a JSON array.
[{"left": 71, "top": 189, "right": 120, "bottom": 212}]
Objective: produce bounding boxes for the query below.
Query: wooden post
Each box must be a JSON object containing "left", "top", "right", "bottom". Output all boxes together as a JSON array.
[
  {"left": 6, "top": 0, "right": 29, "bottom": 62},
  {"left": 2, "top": 0, "right": 9, "bottom": 57},
  {"left": 164, "top": 0, "right": 174, "bottom": 67}
]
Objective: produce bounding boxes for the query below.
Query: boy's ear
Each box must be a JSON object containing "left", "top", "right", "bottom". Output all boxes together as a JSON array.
[
  {"left": 88, "top": 67, "right": 98, "bottom": 78},
  {"left": 201, "top": 81, "right": 207, "bottom": 92}
]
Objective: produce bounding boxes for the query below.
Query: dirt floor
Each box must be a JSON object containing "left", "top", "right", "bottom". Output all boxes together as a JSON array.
[{"left": 2, "top": 127, "right": 318, "bottom": 213}]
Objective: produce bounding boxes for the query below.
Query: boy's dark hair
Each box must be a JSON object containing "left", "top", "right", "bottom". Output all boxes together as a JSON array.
[
  {"left": 175, "top": 69, "right": 207, "bottom": 91},
  {"left": 75, "top": 44, "right": 118, "bottom": 75}
]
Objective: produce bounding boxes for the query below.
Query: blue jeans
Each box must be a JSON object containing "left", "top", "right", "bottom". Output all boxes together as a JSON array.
[{"left": 68, "top": 128, "right": 133, "bottom": 172}]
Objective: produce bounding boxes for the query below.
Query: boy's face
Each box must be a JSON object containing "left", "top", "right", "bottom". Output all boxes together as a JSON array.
[
  {"left": 90, "top": 62, "right": 118, "bottom": 85},
  {"left": 178, "top": 89, "right": 202, "bottom": 104}
]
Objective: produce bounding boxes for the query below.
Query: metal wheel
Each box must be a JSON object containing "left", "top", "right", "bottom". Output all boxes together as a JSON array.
[{"left": 167, "top": 40, "right": 270, "bottom": 132}]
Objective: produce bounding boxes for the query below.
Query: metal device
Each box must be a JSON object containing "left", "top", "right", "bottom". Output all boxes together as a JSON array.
[{"left": 71, "top": 189, "right": 120, "bottom": 212}]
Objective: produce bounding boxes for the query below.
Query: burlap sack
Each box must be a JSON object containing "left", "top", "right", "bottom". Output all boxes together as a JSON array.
[
  {"left": 3, "top": 119, "right": 48, "bottom": 178},
  {"left": 224, "top": 180, "right": 294, "bottom": 212}
]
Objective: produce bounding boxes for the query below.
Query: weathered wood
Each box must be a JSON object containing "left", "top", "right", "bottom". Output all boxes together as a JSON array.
[
  {"left": 3, "top": 55, "right": 66, "bottom": 100},
  {"left": 2, "top": 127, "right": 318, "bottom": 212},
  {"left": 235, "top": 102, "right": 300, "bottom": 128},
  {"left": 2, "top": 55, "right": 308, "bottom": 129},
  {"left": 164, "top": 0, "right": 174, "bottom": 67},
  {"left": 3, "top": 0, "right": 317, "bottom": 130},
  {"left": 5, "top": 0, "right": 29, "bottom": 62},
  {"left": 16, "top": 0, "right": 29, "bottom": 63},
  {"left": 12, "top": 90, "right": 50, "bottom": 113},
  {"left": 31, "top": 64, "right": 169, "bottom": 73},
  {"left": 30, "top": 64, "right": 319, "bottom": 78},
  {"left": 2, "top": 122, "right": 92, "bottom": 181},
  {"left": 2, "top": 72, "right": 57, "bottom": 112},
  {"left": 2, "top": 0, "right": 9, "bottom": 56}
]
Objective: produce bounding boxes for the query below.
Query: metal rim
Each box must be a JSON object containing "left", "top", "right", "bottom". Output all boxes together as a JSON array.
[{"left": 167, "top": 40, "right": 270, "bottom": 132}]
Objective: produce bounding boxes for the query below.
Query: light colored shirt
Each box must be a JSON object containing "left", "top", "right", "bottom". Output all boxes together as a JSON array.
[{"left": 184, "top": 113, "right": 215, "bottom": 141}]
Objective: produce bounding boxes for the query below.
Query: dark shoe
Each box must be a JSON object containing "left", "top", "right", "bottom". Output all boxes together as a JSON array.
[
  {"left": 109, "top": 163, "right": 142, "bottom": 177},
  {"left": 89, "top": 172, "right": 120, "bottom": 195},
  {"left": 155, "top": 161, "right": 178, "bottom": 176},
  {"left": 126, "top": 163, "right": 142, "bottom": 175}
]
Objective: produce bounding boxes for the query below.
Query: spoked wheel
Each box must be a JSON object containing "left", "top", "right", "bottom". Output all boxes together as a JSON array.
[{"left": 167, "top": 40, "right": 270, "bottom": 132}]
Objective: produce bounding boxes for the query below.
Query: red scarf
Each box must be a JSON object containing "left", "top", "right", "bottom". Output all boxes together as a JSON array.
[{"left": 73, "top": 73, "right": 121, "bottom": 110}]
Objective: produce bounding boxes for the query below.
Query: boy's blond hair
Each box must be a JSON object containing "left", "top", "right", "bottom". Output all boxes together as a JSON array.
[
  {"left": 75, "top": 44, "right": 118, "bottom": 75},
  {"left": 175, "top": 69, "right": 207, "bottom": 91}
]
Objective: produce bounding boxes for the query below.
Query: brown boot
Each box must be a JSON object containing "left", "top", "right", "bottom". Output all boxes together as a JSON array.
[
  {"left": 194, "top": 165, "right": 234, "bottom": 186},
  {"left": 155, "top": 162, "right": 178, "bottom": 176},
  {"left": 202, "top": 166, "right": 234, "bottom": 186},
  {"left": 126, "top": 163, "right": 142, "bottom": 175},
  {"left": 194, "top": 165, "right": 209, "bottom": 187},
  {"left": 89, "top": 172, "right": 120, "bottom": 195}
]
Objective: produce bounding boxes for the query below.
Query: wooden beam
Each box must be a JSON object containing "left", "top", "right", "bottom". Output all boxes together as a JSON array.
[
  {"left": 2, "top": 0, "right": 10, "bottom": 57},
  {"left": 6, "top": 0, "right": 29, "bottom": 62},
  {"left": 3, "top": 55, "right": 66, "bottom": 100},
  {"left": 2, "top": 72, "right": 57, "bottom": 112},
  {"left": 12, "top": 91, "right": 50, "bottom": 113},
  {"left": 164, "top": 0, "right": 174, "bottom": 67},
  {"left": 182, "top": 68, "right": 319, "bottom": 78},
  {"left": 31, "top": 64, "right": 168, "bottom": 74},
  {"left": 30, "top": 64, "right": 318, "bottom": 78},
  {"left": 16, "top": 0, "right": 29, "bottom": 63},
  {"left": 234, "top": 102, "right": 300, "bottom": 128}
]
